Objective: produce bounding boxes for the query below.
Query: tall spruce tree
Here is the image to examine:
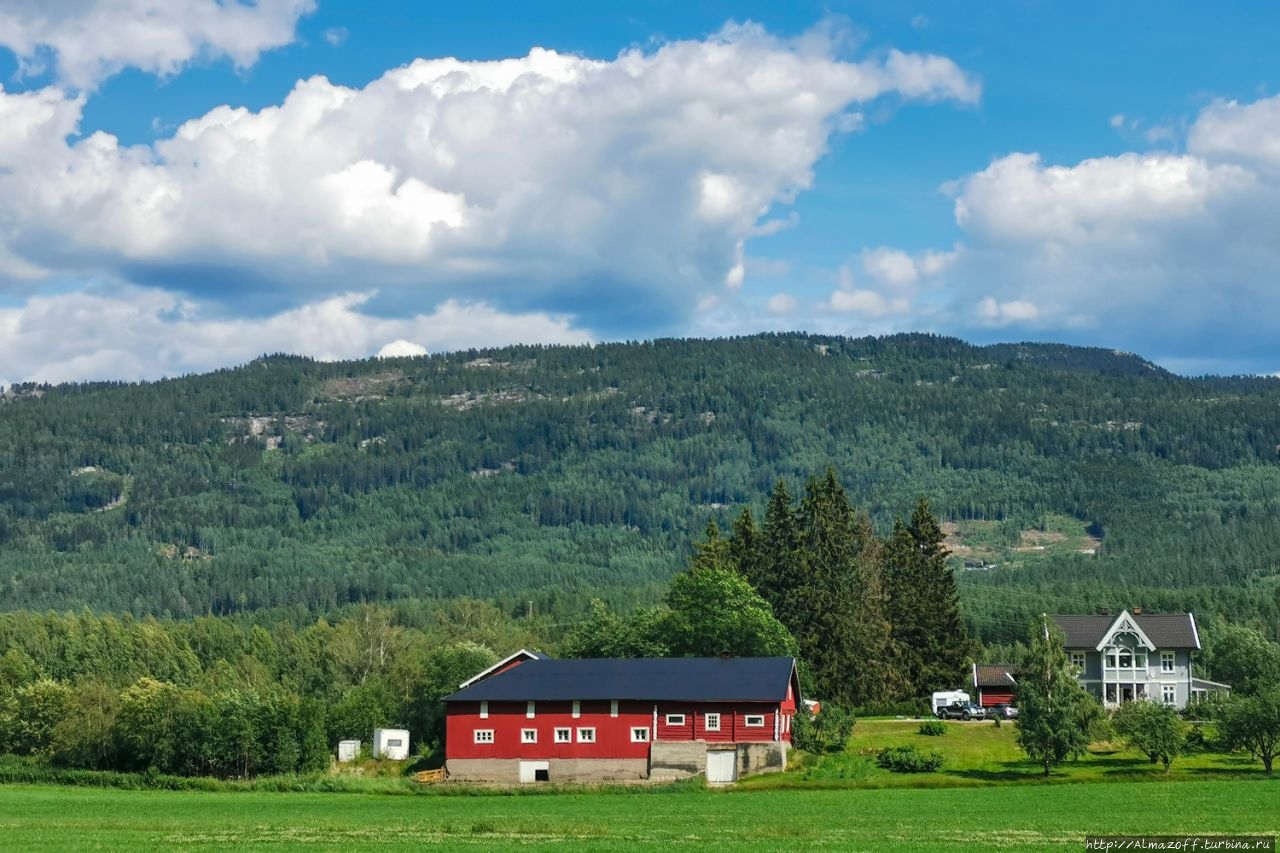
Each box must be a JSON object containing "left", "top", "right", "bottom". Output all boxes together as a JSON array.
[
  {"left": 884, "top": 497, "right": 973, "bottom": 695},
  {"left": 757, "top": 479, "right": 805, "bottom": 633}
]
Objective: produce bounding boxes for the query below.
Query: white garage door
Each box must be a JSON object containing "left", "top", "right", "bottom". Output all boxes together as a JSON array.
[{"left": 706, "top": 750, "right": 737, "bottom": 783}]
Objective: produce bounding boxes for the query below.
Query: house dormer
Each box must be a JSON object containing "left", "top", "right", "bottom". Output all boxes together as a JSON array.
[{"left": 1095, "top": 610, "right": 1157, "bottom": 652}]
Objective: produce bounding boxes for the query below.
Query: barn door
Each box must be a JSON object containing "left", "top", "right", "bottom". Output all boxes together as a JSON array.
[{"left": 706, "top": 750, "right": 737, "bottom": 783}]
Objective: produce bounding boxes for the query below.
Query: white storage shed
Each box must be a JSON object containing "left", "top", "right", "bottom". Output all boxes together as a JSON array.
[{"left": 337, "top": 739, "right": 361, "bottom": 762}]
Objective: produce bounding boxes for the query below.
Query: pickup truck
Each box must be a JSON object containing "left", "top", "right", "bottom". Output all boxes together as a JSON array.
[{"left": 936, "top": 701, "right": 986, "bottom": 721}]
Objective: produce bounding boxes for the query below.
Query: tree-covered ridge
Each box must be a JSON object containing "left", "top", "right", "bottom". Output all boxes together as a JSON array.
[{"left": 1, "top": 333, "right": 1279, "bottom": 640}]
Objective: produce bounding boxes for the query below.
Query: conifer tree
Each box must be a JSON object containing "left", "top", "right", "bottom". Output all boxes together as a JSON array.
[{"left": 884, "top": 497, "right": 973, "bottom": 695}]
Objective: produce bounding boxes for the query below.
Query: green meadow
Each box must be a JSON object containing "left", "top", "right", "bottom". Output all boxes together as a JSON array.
[
  {"left": 1, "top": 778, "right": 1276, "bottom": 851},
  {"left": 3, "top": 719, "right": 1276, "bottom": 850}
]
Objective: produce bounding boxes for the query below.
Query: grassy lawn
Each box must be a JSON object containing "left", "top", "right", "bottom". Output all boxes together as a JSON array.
[
  {"left": 0, "top": 778, "right": 1276, "bottom": 851},
  {"left": 744, "top": 717, "right": 1258, "bottom": 788}
]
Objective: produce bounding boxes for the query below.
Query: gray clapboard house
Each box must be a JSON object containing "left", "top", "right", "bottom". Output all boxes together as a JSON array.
[{"left": 1051, "top": 610, "right": 1228, "bottom": 709}]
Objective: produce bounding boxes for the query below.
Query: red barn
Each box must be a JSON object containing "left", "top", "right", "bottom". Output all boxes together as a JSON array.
[{"left": 443, "top": 655, "right": 801, "bottom": 784}]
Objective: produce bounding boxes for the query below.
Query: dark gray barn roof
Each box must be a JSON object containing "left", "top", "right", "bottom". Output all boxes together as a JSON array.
[
  {"left": 1052, "top": 613, "right": 1199, "bottom": 650},
  {"left": 444, "top": 657, "right": 799, "bottom": 703}
]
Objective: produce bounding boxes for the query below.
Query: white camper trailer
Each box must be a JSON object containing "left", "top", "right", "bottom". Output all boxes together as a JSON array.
[
  {"left": 372, "top": 728, "right": 410, "bottom": 760},
  {"left": 931, "top": 690, "right": 971, "bottom": 715},
  {"left": 337, "top": 740, "right": 360, "bottom": 762}
]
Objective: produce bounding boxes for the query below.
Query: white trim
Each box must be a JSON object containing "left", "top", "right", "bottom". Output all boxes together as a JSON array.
[
  {"left": 745, "top": 714, "right": 765, "bottom": 728},
  {"left": 553, "top": 727, "right": 571, "bottom": 743},
  {"left": 458, "top": 648, "right": 545, "bottom": 688},
  {"left": 576, "top": 727, "right": 596, "bottom": 743},
  {"left": 1160, "top": 651, "right": 1176, "bottom": 674},
  {"left": 479, "top": 700, "right": 488, "bottom": 720},
  {"left": 665, "top": 713, "right": 685, "bottom": 726},
  {"left": 521, "top": 728, "right": 537, "bottom": 744},
  {"left": 526, "top": 701, "right": 535, "bottom": 719},
  {"left": 474, "top": 729, "right": 494, "bottom": 744},
  {"left": 1096, "top": 610, "right": 1156, "bottom": 652},
  {"left": 610, "top": 700, "right": 618, "bottom": 718},
  {"left": 1189, "top": 612, "right": 1201, "bottom": 650},
  {"left": 572, "top": 700, "right": 581, "bottom": 719},
  {"left": 704, "top": 712, "right": 721, "bottom": 732},
  {"left": 630, "top": 727, "right": 649, "bottom": 743}
]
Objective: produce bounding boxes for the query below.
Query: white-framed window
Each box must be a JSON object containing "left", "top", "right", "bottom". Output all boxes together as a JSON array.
[
  {"left": 1161, "top": 652, "right": 1175, "bottom": 673},
  {"left": 1070, "top": 652, "right": 1086, "bottom": 671},
  {"left": 572, "top": 700, "right": 581, "bottom": 719},
  {"left": 527, "top": 701, "right": 536, "bottom": 719},
  {"left": 1118, "top": 650, "right": 1133, "bottom": 669},
  {"left": 554, "top": 728, "right": 571, "bottom": 743},
  {"left": 744, "top": 714, "right": 765, "bottom": 728},
  {"left": 479, "top": 700, "right": 489, "bottom": 719},
  {"left": 1161, "top": 684, "right": 1177, "bottom": 705},
  {"left": 631, "top": 727, "right": 649, "bottom": 743},
  {"left": 1134, "top": 652, "right": 1147, "bottom": 670},
  {"left": 577, "top": 727, "right": 596, "bottom": 743},
  {"left": 665, "top": 713, "right": 686, "bottom": 727},
  {"left": 1105, "top": 652, "right": 1117, "bottom": 668},
  {"left": 704, "top": 713, "right": 721, "bottom": 732},
  {"left": 521, "top": 728, "right": 537, "bottom": 744},
  {"left": 474, "top": 729, "right": 494, "bottom": 744}
]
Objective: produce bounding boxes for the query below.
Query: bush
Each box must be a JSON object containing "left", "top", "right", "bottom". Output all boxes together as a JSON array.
[
  {"left": 852, "top": 699, "right": 930, "bottom": 718},
  {"left": 917, "top": 720, "right": 947, "bottom": 736},
  {"left": 792, "top": 704, "right": 857, "bottom": 753},
  {"left": 876, "top": 745, "right": 944, "bottom": 773}
]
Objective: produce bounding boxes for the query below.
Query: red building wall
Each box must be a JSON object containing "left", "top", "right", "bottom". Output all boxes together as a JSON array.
[
  {"left": 447, "top": 699, "right": 792, "bottom": 761},
  {"left": 978, "top": 689, "right": 1014, "bottom": 707}
]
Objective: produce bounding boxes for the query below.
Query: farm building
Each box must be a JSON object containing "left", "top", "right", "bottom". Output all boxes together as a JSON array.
[
  {"left": 972, "top": 663, "right": 1017, "bottom": 707},
  {"left": 442, "top": 655, "right": 801, "bottom": 784}
]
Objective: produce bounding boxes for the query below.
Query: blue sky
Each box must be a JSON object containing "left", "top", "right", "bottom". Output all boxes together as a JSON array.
[{"left": 0, "top": 1, "right": 1278, "bottom": 383}]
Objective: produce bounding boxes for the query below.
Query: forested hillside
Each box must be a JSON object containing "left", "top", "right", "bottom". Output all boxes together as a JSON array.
[{"left": 2, "top": 333, "right": 1278, "bottom": 643}]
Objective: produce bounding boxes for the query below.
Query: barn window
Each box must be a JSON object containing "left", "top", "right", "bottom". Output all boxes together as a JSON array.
[
  {"left": 554, "top": 728, "right": 571, "bottom": 743},
  {"left": 631, "top": 727, "right": 649, "bottom": 743},
  {"left": 665, "top": 714, "right": 685, "bottom": 726},
  {"left": 474, "top": 729, "right": 494, "bottom": 744},
  {"left": 521, "top": 729, "right": 537, "bottom": 744},
  {"left": 577, "top": 728, "right": 596, "bottom": 743},
  {"left": 704, "top": 713, "right": 721, "bottom": 732},
  {"left": 744, "top": 715, "right": 765, "bottom": 728}
]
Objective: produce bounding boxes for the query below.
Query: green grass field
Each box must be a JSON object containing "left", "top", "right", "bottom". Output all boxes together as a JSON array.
[
  {"left": 744, "top": 718, "right": 1258, "bottom": 787},
  {"left": 3, "top": 719, "right": 1275, "bottom": 850},
  {"left": 1, "top": 778, "right": 1276, "bottom": 851}
]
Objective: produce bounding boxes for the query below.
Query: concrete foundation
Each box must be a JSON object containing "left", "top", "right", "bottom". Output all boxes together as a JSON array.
[
  {"left": 446, "top": 757, "right": 648, "bottom": 784},
  {"left": 448, "top": 742, "right": 788, "bottom": 784}
]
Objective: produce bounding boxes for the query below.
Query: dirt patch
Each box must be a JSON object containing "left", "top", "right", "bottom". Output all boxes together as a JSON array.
[{"left": 317, "top": 372, "right": 404, "bottom": 402}]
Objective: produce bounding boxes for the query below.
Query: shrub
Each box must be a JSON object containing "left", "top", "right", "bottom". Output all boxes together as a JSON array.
[
  {"left": 876, "top": 745, "right": 943, "bottom": 773},
  {"left": 917, "top": 720, "right": 947, "bottom": 736},
  {"left": 792, "top": 704, "right": 857, "bottom": 754}
]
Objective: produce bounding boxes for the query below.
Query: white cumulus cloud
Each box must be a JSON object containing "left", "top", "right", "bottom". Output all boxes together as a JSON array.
[
  {"left": 0, "top": 289, "right": 590, "bottom": 385},
  {"left": 0, "top": 0, "right": 315, "bottom": 89},
  {"left": 0, "top": 23, "right": 979, "bottom": 341}
]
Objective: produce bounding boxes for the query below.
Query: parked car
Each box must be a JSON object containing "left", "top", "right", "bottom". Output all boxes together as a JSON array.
[
  {"left": 936, "top": 701, "right": 986, "bottom": 721},
  {"left": 989, "top": 703, "right": 1019, "bottom": 720}
]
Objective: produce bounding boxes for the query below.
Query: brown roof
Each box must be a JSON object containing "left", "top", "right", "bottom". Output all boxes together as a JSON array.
[
  {"left": 973, "top": 663, "right": 1017, "bottom": 688},
  {"left": 1051, "top": 612, "right": 1199, "bottom": 650}
]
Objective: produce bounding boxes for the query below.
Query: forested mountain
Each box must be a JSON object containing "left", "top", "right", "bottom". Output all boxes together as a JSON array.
[{"left": 2, "top": 332, "right": 1278, "bottom": 644}]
